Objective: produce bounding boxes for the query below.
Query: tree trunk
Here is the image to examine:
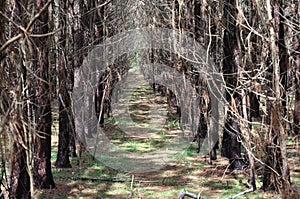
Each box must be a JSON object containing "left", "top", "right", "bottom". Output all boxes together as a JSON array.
[
  {"left": 7, "top": 66, "right": 31, "bottom": 197},
  {"left": 10, "top": 123, "right": 31, "bottom": 198},
  {"left": 9, "top": 47, "right": 31, "bottom": 198},
  {"left": 278, "top": 3, "right": 289, "bottom": 117},
  {"left": 55, "top": 73, "right": 72, "bottom": 167},
  {"left": 33, "top": 76, "right": 55, "bottom": 188},
  {"left": 221, "top": 0, "right": 244, "bottom": 169},
  {"left": 295, "top": 71, "right": 300, "bottom": 135},
  {"left": 68, "top": 0, "right": 88, "bottom": 158},
  {"left": 33, "top": 0, "right": 55, "bottom": 189},
  {"left": 55, "top": 0, "right": 72, "bottom": 168},
  {"left": 262, "top": 0, "right": 293, "bottom": 196},
  {"left": 293, "top": 0, "right": 300, "bottom": 135},
  {"left": 0, "top": 0, "right": 32, "bottom": 197},
  {"left": 194, "top": 0, "right": 205, "bottom": 44}
]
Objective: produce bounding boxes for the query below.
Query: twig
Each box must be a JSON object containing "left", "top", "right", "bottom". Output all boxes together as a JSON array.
[
  {"left": 0, "top": 34, "right": 22, "bottom": 53},
  {"left": 28, "top": 28, "right": 61, "bottom": 37},
  {"left": 128, "top": 175, "right": 134, "bottom": 198},
  {"left": 228, "top": 187, "right": 255, "bottom": 199}
]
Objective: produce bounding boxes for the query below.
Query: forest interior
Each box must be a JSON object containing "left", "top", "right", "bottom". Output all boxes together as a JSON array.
[{"left": 0, "top": 0, "right": 300, "bottom": 198}]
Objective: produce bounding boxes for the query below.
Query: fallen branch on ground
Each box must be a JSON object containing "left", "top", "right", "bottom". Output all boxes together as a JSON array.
[
  {"left": 177, "top": 187, "right": 256, "bottom": 199},
  {"left": 177, "top": 189, "right": 202, "bottom": 199},
  {"left": 71, "top": 177, "right": 126, "bottom": 182},
  {"left": 228, "top": 187, "right": 255, "bottom": 199}
]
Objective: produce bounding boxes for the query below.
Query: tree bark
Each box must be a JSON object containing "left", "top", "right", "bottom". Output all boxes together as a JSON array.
[
  {"left": 278, "top": 2, "right": 289, "bottom": 116},
  {"left": 0, "top": 0, "right": 32, "bottom": 197},
  {"left": 55, "top": 70, "right": 72, "bottom": 167},
  {"left": 293, "top": 0, "right": 300, "bottom": 135},
  {"left": 55, "top": 0, "right": 72, "bottom": 168},
  {"left": 10, "top": 122, "right": 31, "bottom": 198},
  {"left": 262, "top": 0, "right": 293, "bottom": 196},
  {"left": 221, "top": 0, "right": 244, "bottom": 169},
  {"left": 33, "top": 0, "right": 55, "bottom": 189}
]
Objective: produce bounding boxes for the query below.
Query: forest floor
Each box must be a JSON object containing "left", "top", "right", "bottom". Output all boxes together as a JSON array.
[{"left": 36, "top": 83, "right": 300, "bottom": 199}]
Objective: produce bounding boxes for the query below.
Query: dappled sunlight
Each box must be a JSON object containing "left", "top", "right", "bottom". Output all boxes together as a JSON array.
[{"left": 33, "top": 81, "right": 300, "bottom": 198}]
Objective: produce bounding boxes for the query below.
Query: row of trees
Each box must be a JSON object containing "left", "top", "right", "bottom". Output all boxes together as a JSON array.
[
  {"left": 0, "top": 0, "right": 114, "bottom": 197},
  {"left": 1, "top": 0, "right": 56, "bottom": 197},
  {"left": 0, "top": 0, "right": 299, "bottom": 198}
]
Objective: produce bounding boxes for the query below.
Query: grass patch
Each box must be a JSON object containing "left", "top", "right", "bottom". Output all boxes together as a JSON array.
[
  {"left": 174, "top": 145, "right": 196, "bottom": 161},
  {"left": 166, "top": 119, "right": 180, "bottom": 128}
]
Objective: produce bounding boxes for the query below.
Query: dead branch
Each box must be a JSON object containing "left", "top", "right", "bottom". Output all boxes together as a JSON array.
[
  {"left": 229, "top": 187, "right": 255, "bottom": 199},
  {"left": 177, "top": 189, "right": 202, "bottom": 199},
  {"left": 71, "top": 177, "right": 127, "bottom": 183},
  {"left": 0, "top": 34, "right": 22, "bottom": 53}
]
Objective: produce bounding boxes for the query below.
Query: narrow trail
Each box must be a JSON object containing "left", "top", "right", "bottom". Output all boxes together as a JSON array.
[
  {"left": 42, "top": 72, "right": 299, "bottom": 199},
  {"left": 110, "top": 71, "right": 171, "bottom": 138},
  {"left": 102, "top": 70, "right": 185, "bottom": 166}
]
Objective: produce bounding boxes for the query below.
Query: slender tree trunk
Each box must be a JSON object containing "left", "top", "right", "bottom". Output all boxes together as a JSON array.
[
  {"left": 194, "top": 0, "right": 206, "bottom": 44},
  {"left": 55, "top": 66, "right": 72, "bottom": 167},
  {"left": 221, "top": 0, "right": 244, "bottom": 169},
  {"left": 68, "top": 0, "right": 85, "bottom": 158},
  {"left": 33, "top": 0, "right": 55, "bottom": 189},
  {"left": 33, "top": 70, "right": 55, "bottom": 188},
  {"left": 247, "top": 1, "right": 261, "bottom": 123},
  {"left": 194, "top": 0, "right": 219, "bottom": 162},
  {"left": 294, "top": 58, "right": 300, "bottom": 134},
  {"left": 278, "top": 6, "right": 289, "bottom": 116},
  {"left": 0, "top": 0, "right": 6, "bottom": 54},
  {"left": 55, "top": 0, "right": 72, "bottom": 168},
  {"left": 262, "top": 0, "right": 293, "bottom": 196},
  {"left": 236, "top": 0, "right": 257, "bottom": 189},
  {"left": 293, "top": 0, "right": 300, "bottom": 135}
]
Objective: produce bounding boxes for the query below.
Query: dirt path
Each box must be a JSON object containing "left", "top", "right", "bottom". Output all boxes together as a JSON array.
[{"left": 36, "top": 81, "right": 299, "bottom": 199}]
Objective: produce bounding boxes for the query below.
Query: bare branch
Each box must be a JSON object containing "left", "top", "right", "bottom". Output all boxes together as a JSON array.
[
  {"left": 25, "top": 0, "right": 53, "bottom": 32},
  {"left": 0, "top": 34, "right": 22, "bottom": 53}
]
